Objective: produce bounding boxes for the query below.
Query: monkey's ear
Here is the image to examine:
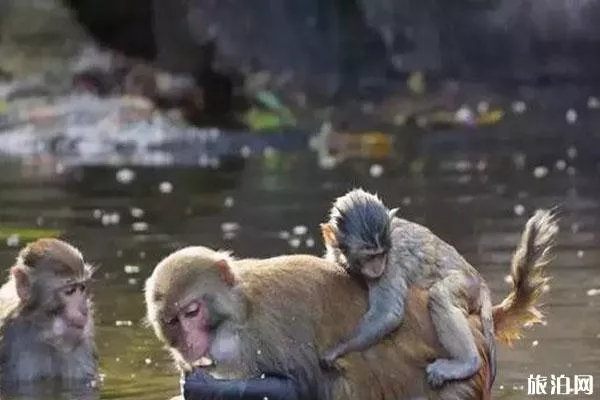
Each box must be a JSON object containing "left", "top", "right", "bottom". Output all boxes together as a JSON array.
[
  {"left": 215, "top": 260, "right": 236, "bottom": 287},
  {"left": 320, "top": 223, "right": 338, "bottom": 246},
  {"left": 11, "top": 266, "right": 31, "bottom": 302}
]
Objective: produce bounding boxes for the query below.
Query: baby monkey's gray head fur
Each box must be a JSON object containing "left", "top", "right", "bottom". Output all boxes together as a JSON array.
[{"left": 325, "top": 188, "right": 397, "bottom": 275}]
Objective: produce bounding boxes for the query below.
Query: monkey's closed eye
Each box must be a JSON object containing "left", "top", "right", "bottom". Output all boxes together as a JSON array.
[
  {"left": 63, "top": 286, "right": 77, "bottom": 296},
  {"left": 183, "top": 302, "right": 200, "bottom": 319},
  {"left": 63, "top": 283, "right": 86, "bottom": 296}
]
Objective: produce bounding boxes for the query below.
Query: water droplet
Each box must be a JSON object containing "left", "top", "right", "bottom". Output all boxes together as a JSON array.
[
  {"left": 571, "top": 223, "right": 580, "bottom": 234},
  {"left": 278, "top": 231, "right": 290, "bottom": 240},
  {"left": 6, "top": 234, "right": 20, "bottom": 247},
  {"left": 260, "top": 374, "right": 266, "bottom": 379},
  {"left": 577, "top": 250, "right": 584, "bottom": 258},
  {"left": 455, "top": 106, "right": 474, "bottom": 123},
  {"left": 93, "top": 209, "right": 102, "bottom": 219},
  {"left": 319, "top": 155, "right": 337, "bottom": 170},
  {"left": 221, "top": 222, "right": 240, "bottom": 232},
  {"left": 145, "top": 358, "right": 152, "bottom": 365},
  {"left": 504, "top": 275, "right": 512, "bottom": 284},
  {"left": 240, "top": 146, "right": 252, "bottom": 158},
  {"left": 566, "top": 109, "right": 578, "bottom": 124},
  {"left": 306, "top": 238, "right": 315, "bottom": 248},
  {"left": 566, "top": 166, "right": 576, "bottom": 176},
  {"left": 289, "top": 238, "right": 301, "bottom": 248},
  {"left": 514, "top": 204, "right": 525, "bottom": 216},
  {"left": 588, "top": 96, "right": 600, "bottom": 109},
  {"left": 555, "top": 160, "right": 567, "bottom": 171},
  {"left": 477, "top": 101, "right": 489, "bottom": 114},
  {"left": 130, "top": 208, "right": 144, "bottom": 218},
  {"left": 532, "top": 340, "right": 539, "bottom": 347},
  {"left": 369, "top": 164, "right": 384, "bottom": 177},
  {"left": 132, "top": 222, "right": 149, "bottom": 232},
  {"left": 159, "top": 181, "right": 173, "bottom": 194},
  {"left": 256, "top": 349, "right": 262, "bottom": 355},
  {"left": 533, "top": 166, "right": 548, "bottom": 179},
  {"left": 566, "top": 147, "right": 578, "bottom": 159},
  {"left": 402, "top": 197, "right": 411, "bottom": 206},
  {"left": 124, "top": 265, "right": 141, "bottom": 274},
  {"left": 101, "top": 213, "right": 120, "bottom": 226},
  {"left": 586, "top": 288, "right": 600, "bottom": 297},
  {"left": 293, "top": 226, "right": 308, "bottom": 236},
  {"left": 128, "top": 278, "right": 138, "bottom": 285},
  {"left": 115, "top": 320, "right": 133, "bottom": 327},
  {"left": 139, "top": 251, "right": 146, "bottom": 259},
  {"left": 263, "top": 147, "right": 276, "bottom": 157},
  {"left": 224, "top": 196, "right": 235, "bottom": 208},
  {"left": 116, "top": 168, "right": 135, "bottom": 184},
  {"left": 511, "top": 101, "right": 526, "bottom": 114}
]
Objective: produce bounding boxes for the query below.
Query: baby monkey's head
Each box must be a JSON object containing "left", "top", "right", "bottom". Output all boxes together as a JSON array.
[{"left": 321, "top": 188, "right": 396, "bottom": 279}]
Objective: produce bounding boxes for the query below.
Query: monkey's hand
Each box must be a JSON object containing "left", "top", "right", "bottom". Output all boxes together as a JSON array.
[
  {"left": 319, "top": 344, "right": 345, "bottom": 370},
  {"left": 183, "top": 368, "right": 300, "bottom": 400}
]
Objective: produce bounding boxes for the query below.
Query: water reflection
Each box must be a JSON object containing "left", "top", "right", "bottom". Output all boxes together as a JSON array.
[{"left": 0, "top": 122, "right": 598, "bottom": 399}]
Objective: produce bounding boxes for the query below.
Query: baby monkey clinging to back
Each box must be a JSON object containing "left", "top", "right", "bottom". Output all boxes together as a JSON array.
[{"left": 320, "top": 188, "right": 513, "bottom": 388}]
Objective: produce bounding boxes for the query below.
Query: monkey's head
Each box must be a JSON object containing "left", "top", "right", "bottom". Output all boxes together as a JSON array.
[
  {"left": 10, "top": 238, "right": 95, "bottom": 351},
  {"left": 322, "top": 188, "right": 397, "bottom": 279},
  {"left": 144, "top": 246, "right": 243, "bottom": 368}
]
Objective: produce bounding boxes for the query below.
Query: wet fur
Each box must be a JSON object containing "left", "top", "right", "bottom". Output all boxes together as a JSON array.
[{"left": 0, "top": 239, "right": 98, "bottom": 385}]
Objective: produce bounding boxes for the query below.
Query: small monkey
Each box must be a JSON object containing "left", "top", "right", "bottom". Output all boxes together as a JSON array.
[
  {"left": 0, "top": 238, "right": 98, "bottom": 386},
  {"left": 319, "top": 188, "right": 557, "bottom": 389},
  {"left": 145, "top": 210, "right": 555, "bottom": 400}
]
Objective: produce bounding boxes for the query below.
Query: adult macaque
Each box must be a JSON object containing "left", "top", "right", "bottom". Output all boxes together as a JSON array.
[
  {"left": 0, "top": 238, "right": 98, "bottom": 386},
  {"left": 145, "top": 206, "right": 557, "bottom": 400},
  {"left": 318, "top": 189, "right": 507, "bottom": 388}
]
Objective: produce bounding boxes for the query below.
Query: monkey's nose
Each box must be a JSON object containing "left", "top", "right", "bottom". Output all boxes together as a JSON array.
[{"left": 69, "top": 313, "right": 88, "bottom": 329}]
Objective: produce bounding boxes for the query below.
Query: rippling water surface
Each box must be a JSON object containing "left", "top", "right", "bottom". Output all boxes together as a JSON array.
[{"left": 0, "top": 111, "right": 599, "bottom": 399}]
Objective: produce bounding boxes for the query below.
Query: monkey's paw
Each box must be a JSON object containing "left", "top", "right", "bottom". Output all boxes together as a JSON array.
[
  {"left": 319, "top": 351, "right": 340, "bottom": 370},
  {"left": 425, "top": 359, "right": 453, "bottom": 388}
]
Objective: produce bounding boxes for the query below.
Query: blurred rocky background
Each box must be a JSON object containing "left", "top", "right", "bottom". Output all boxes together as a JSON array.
[{"left": 2, "top": 0, "right": 600, "bottom": 165}]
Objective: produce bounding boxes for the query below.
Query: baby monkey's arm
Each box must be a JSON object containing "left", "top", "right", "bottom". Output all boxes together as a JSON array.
[{"left": 320, "top": 275, "right": 407, "bottom": 367}]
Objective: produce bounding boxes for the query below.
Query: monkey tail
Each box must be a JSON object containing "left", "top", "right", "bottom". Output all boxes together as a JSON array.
[
  {"left": 492, "top": 209, "right": 559, "bottom": 347},
  {"left": 479, "top": 283, "right": 496, "bottom": 390}
]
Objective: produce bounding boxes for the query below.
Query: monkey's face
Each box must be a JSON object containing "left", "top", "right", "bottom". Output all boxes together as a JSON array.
[
  {"left": 37, "top": 279, "right": 93, "bottom": 351},
  {"left": 340, "top": 244, "right": 388, "bottom": 280},
  {"left": 161, "top": 298, "right": 214, "bottom": 364}
]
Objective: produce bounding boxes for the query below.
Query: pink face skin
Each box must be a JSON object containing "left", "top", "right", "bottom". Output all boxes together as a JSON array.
[
  {"left": 54, "top": 282, "right": 92, "bottom": 343},
  {"left": 164, "top": 300, "right": 211, "bottom": 363}
]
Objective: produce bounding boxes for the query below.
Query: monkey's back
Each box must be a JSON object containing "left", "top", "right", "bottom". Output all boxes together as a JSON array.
[
  {"left": 234, "top": 254, "right": 490, "bottom": 400},
  {"left": 390, "top": 218, "right": 481, "bottom": 282}
]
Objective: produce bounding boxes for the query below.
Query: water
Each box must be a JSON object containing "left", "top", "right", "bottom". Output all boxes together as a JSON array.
[{"left": 0, "top": 113, "right": 599, "bottom": 399}]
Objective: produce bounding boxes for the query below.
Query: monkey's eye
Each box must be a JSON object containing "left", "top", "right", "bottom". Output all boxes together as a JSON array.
[
  {"left": 78, "top": 283, "right": 87, "bottom": 293},
  {"left": 63, "top": 285, "right": 77, "bottom": 296},
  {"left": 165, "top": 315, "right": 178, "bottom": 326},
  {"left": 183, "top": 302, "right": 200, "bottom": 319}
]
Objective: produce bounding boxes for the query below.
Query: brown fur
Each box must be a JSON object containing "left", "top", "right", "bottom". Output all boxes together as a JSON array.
[{"left": 146, "top": 219, "right": 556, "bottom": 400}]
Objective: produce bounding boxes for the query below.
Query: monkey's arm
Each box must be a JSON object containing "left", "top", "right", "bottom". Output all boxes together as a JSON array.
[
  {"left": 183, "top": 368, "right": 300, "bottom": 400},
  {"left": 322, "top": 275, "right": 407, "bottom": 363}
]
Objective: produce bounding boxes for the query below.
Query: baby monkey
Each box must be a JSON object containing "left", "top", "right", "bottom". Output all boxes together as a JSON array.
[{"left": 320, "top": 188, "right": 503, "bottom": 388}]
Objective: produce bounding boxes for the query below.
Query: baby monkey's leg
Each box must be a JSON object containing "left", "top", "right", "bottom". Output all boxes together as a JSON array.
[{"left": 426, "top": 273, "right": 481, "bottom": 387}]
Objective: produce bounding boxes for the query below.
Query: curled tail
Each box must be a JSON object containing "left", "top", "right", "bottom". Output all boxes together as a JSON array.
[{"left": 493, "top": 209, "right": 559, "bottom": 346}]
